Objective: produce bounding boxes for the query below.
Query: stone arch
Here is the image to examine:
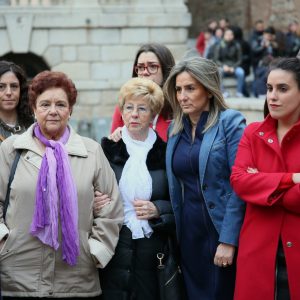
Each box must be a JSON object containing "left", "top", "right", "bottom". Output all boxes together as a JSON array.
[{"left": 0, "top": 52, "right": 49, "bottom": 79}]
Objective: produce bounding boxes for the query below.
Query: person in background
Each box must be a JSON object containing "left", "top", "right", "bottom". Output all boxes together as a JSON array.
[
  {"left": 248, "top": 20, "right": 265, "bottom": 56},
  {"left": 164, "top": 56, "right": 246, "bottom": 299},
  {"left": 251, "top": 26, "right": 279, "bottom": 97},
  {"left": 202, "top": 28, "right": 218, "bottom": 59},
  {"left": 110, "top": 43, "right": 175, "bottom": 142},
  {"left": 98, "top": 77, "right": 175, "bottom": 300},
  {"left": 213, "top": 28, "right": 246, "bottom": 98},
  {"left": 251, "top": 26, "right": 279, "bottom": 72},
  {"left": 253, "top": 55, "right": 274, "bottom": 98},
  {"left": 0, "top": 70, "right": 123, "bottom": 299},
  {"left": 196, "top": 19, "right": 218, "bottom": 56},
  {"left": 0, "top": 61, "right": 33, "bottom": 143},
  {"left": 231, "top": 57, "right": 300, "bottom": 299},
  {"left": 218, "top": 18, "right": 230, "bottom": 32},
  {"left": 285, "top": 20, "right": 300, "bottom": 57}
]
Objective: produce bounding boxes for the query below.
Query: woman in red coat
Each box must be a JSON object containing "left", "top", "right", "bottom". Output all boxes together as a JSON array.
[
  {"left": 110, "top": 43, "right": 175, "bottom": 142},
  {"left": 230, "top": 57, "right": 300, "bottom": 300}
]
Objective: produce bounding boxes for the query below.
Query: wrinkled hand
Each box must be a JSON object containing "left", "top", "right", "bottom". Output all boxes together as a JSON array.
[
  {"left": 93, "top": 191, "right": 111, "bottom": 215},
  {"left": 108, "top": 127, "right": 122, "bottom": 142},
  {"left": 133, "top": 199, "right": 159, "bottom": 220},
  {"left": 214, "top": 243, "right": 235, "bottom": 268}
]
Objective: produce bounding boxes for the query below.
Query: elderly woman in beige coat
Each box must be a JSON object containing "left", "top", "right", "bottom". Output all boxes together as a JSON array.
[{"left": 0, "top": 71, "right": 123, "bottom": 299}]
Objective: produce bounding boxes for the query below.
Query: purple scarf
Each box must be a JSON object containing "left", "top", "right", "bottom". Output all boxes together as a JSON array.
[{"left": 30, "top": 124, "right": 80, "bottom": 266}]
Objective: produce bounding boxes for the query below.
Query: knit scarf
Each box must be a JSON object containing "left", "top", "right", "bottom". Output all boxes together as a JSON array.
[
  {"left": 119, "top": 126, "right": 156, "bottom": 239},
  {"left": 30, "top": 124, "right": 79, "bottom": 266}
]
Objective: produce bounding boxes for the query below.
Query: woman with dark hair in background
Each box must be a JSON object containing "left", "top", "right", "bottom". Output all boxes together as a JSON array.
[
  {"left": 110, "top": 43, "right": 175, "bottom": 142},
  {"left": 0, "top": 60, "right": 33, "bottom": 142}
]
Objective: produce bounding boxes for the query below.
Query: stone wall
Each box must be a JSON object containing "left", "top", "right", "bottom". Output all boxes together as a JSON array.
[
  {"left": 187, "top": 0, "right": 300, "bottom": 39},
  {"left": 0, "top": 0, "right": 191, "bottom": 130}
]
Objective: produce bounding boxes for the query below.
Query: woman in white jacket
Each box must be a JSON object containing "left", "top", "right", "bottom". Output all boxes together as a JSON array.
[{"left": 0, "top": 70, "right": 123, "bottom": 299}]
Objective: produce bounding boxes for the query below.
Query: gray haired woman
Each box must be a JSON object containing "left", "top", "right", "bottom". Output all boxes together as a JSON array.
[{"left": 164, "top": 56, "right": 246, "bottom": 299}]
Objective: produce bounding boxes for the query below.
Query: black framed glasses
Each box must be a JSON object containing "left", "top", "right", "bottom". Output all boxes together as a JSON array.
[{"left": 134, "top": 63, "right": 160, "bottom": 75}]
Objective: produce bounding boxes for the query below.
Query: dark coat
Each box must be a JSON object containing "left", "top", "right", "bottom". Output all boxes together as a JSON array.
[
  {"left": 214, "top": 40, "right": 242, "bottom": 69},
  {"left": 99, "top": 135, "right": 175, "bottom": 300}
]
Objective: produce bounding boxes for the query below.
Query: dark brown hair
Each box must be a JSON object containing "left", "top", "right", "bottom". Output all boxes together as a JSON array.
[
  {"left": 0, "top": 60, "right": 33, "bottom": 128},
  {"left": 28, "top": 71, "right": 77, "bottom": 109},
  {"left": 264, "top": 57, "right": 300, "bottom": 118},
  {"left": 131, "top": 43, "right": 175, "bottom": 119}
]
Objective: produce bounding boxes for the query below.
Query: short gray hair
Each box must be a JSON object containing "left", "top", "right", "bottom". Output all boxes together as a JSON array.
[{"left": 164, "top": 56, "right": 228, "bottom": 136}]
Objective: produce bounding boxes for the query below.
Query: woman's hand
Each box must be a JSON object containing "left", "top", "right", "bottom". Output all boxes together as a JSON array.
[
  {"left": 292, "top": 173, "right": 300, "bottom": 184},
  {"left": 133, "top": 199, "right": 159, "bottom": 220},
  {"left": 214, "top": 243, "right": 235, "bottom": 268},
  {"left": 108, "top": 127, "right": 122, "bottom": 142},
  {"left": 247, "top": 167, "right": 258, "bottom": 174},
  {"left": 93, "top": 191, "right": 111, "bottom": 215}
]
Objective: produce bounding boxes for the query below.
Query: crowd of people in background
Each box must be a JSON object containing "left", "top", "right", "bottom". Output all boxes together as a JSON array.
[{"left": 196, "top": 18, "right": 300, "bottom": 99}]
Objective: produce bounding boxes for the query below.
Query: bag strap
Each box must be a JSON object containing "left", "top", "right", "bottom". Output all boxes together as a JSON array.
[{"left": 3, "top": 150, "right": 22, "bottom": 220}]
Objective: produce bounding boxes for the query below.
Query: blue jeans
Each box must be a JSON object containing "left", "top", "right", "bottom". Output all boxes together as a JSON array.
[{"left": 220, "top": 66, "right": 245, "bottom": 94}]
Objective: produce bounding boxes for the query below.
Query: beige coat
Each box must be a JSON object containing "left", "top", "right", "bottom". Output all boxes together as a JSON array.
[{"left": 0, "top": 124, "right": 124, "bottom": 298}]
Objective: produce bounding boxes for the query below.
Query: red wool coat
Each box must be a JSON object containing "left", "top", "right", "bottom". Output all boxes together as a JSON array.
[{"left": 230, "top": 115, "right": 300, "bottom": 300}]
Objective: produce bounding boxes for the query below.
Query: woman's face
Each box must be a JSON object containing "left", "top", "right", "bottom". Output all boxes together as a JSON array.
[
  {"left": 267, "top": 69, "right": 300, "bottom": 125},
  {"left": 0, "top": 71, "right": 20, "bottom": 114},
  {"left": 33, "top": 87, "right": 71, "bottom": 140},
  {"left": 122, "top": 96, "right": 153, "bottom": 141},
  {"left": 175, "top": 71, "right": 210, "bottom": 121},
  {"left": 136, "top": 52, "right": 163, "bottom": 86}
]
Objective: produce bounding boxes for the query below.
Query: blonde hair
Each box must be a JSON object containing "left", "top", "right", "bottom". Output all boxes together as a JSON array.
[
  {"left": 164, "top": 56, "right": 228, "bottom": 136},
  {"left": 119, "top": 77, "right": 164, "bottom": 116}
]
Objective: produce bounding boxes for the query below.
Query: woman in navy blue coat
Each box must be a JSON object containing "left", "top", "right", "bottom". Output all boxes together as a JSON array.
[{"left": 163, "top": 57, "right": 246, "bottom": 300}]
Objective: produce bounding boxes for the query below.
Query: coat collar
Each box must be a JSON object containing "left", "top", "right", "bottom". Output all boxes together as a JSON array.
[
  {"left": 13, "top": 123, "right": 88, "bottom": 157},
  {"left": 101, "top": 134, "right": 166, "bottom": 170},
  {"left": 166, "top": 113, "right": 219, "bottom": 186},
  {"left": 254, "top": 115, "right": 300, "bottom": 146},
  {"left": 198, "top": 118, "right": 219, "bottom": 185}
]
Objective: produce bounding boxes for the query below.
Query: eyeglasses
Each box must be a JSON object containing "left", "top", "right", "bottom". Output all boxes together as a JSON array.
[
  {"left": 134, "top": 64, "right": 160, "bottom": 75},
  {"left": 123, "top": 104, "right": 150, "bottom": 115},
  {"left": 0, "top": 83, "right": 20, "bottom": 92}
]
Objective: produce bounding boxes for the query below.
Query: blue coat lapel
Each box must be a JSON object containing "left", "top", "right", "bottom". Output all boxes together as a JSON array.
[{"left": 199, "top": 122, "right": 219, "bottom": 186}]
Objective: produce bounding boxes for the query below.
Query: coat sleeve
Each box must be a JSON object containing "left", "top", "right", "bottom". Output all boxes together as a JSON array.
[
  {"left": 0, "top": 137, "right": 16, "bottom": 241},
  {"left": 218, "top": 110, "right": 246, "bottom": 246},
  {"left": 88, "top": 144, "right": 124, "bottom": 268},
  {"left": 230, "top": 124, "right": 287, "bottom": 207},
  {"left": 281, "top": 184, "right": 300, "bottom": 214},
  {"left": 149, "top": 199, "right": 175, "bottom": 234},
  {"left": 110, "top": 105, "right": 124, "bottom": 133}
]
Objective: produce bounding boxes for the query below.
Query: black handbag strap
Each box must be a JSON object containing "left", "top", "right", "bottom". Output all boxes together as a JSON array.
[{"left": 3, "top": 150, "right": 22, "bottom": 220}]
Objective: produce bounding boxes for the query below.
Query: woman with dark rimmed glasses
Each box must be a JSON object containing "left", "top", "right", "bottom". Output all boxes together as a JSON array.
[{"left": 109, "top": 43, "right": 175, "bottom": 142}]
